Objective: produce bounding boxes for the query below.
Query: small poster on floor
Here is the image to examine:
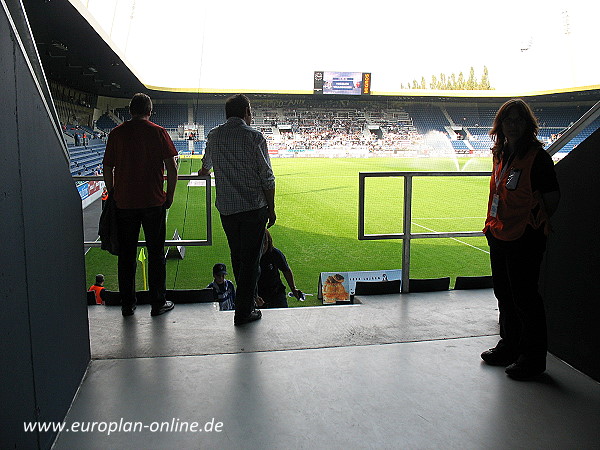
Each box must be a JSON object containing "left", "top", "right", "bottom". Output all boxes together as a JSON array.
[
  {"left": 318, "top": 270, "right": 402, "bottom": 304},
  {"left": 319, "top": 273, "right": 351, "bottom": 304}
]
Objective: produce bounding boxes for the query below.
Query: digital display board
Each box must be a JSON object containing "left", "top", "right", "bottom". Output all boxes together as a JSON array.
[{"left": 314, "top": 71, "right": 371, "bottom": 95}]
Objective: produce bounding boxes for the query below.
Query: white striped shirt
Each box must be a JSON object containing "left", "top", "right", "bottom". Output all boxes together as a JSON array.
[{"left": 202, "top": 117, "right": 275, "bottom": 215}]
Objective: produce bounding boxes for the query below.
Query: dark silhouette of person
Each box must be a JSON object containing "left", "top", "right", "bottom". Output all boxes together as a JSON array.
[
  {"left": 103, "top": 93, "right": 178, "bottom": 317},
  {"left": 481, "top": 99, "right": 560, "bottom": 380},
  {"left": 257, "top": 229, "right": 302, "bottom": 308},
  {"left": 200, "top": 94, "right": 275, "bottom": 325}
]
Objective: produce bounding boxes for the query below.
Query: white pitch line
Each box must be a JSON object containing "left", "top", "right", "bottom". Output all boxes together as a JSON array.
[
  {"left": 411, "top": 222, "right": 490, "bottom": 254},
  {"left": 412, "top": 216, "right": 486, "bottom": 220},
  {"left": 285, "top": 175, "right": 358, "bottom": 179}
]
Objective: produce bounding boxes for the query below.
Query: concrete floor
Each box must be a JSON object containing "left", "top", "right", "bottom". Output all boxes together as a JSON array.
[{"left": 53, "top": 290, "right": 600, "bottom": 449}]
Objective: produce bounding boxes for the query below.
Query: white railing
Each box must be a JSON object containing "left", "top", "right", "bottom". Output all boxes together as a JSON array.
[
  {"left": 358, "top": 171, "right": 490, "bottom": 293},
  {"left": 75, "top": 174, "right": 212, "bottom": 247}
]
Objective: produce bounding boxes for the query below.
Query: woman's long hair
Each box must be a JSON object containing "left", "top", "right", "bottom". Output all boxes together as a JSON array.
[{"left": 489, "top": 98, "right": 543, "bottom": 162}]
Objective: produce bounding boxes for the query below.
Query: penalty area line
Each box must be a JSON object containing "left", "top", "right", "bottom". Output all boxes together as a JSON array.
[{"left": 411, "top": 222, "right": 490, "bottom": 254}]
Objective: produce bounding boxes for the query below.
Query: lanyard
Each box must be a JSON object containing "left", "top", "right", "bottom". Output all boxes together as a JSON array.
[{"left": 494, "top": 150, "right": 517, "bottom": 191}]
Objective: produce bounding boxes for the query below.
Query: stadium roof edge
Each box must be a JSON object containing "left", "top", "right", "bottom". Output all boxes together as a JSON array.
[
  {"left": 145, "top": 85, "right": 315, "bottom": 95},
  {"left": 374, "top": 84, "right": 600, "bottom": 98},
  {"left": 66, "top": 0, "right": 144, "bottom": 86},
  {"left": 145, "top": 84, "right": 600, "bottom": 99}
]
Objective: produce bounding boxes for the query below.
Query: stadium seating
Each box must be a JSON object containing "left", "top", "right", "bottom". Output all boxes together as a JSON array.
[
  {"left": 195, "top": 104, "right": 225, "bottom": 138},
  {"left": 403, "top": 103, "right": 448, "bottom": 135},
  {"left": 115, "top": 107, "right": 130, "bottom": 122},
  {"left": 451, "top": 140, "right": 470, "bottom": 152},
  {"left": 173, "top": 140, "right": 189, "bottom": 154},
  {"left": 445, "top": 105, "right": 497, "bottom": 128},
  {"left": 115, "top": 104, "right": 187, "bottom": 129},
  {"left": 95, "top": 114, "right": 118, "bottom": 131},
  {"left": 151, "top": 104, "right": 187, "bottom": 129},
  {"left": 93, "top": 99, "right": 597, "bottom": 159},
  {"left": 553, "top": 118, "right": 600, "bottom": 153},
  {"left": 69, "top": 143, "right": 105, "bottom": 176}
]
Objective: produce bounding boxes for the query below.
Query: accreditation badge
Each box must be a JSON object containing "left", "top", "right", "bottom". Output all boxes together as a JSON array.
[{"left": 490, "top": 194, "right": 499, "bottom": 218}]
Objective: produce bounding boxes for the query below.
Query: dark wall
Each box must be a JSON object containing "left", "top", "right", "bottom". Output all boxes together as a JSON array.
[
  {"left": 542, "top": 128, "right": 600, "bottom": 381},
  {"left": 0, "top": 3, "right": 91, "bottom": 449}
]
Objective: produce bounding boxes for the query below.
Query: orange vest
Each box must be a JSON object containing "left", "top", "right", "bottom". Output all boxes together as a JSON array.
[
  {"left": 88, "top": 285, "right": 105, "bottom": 304},
  {"left": 483, "top": 148, "right": 548, "bottom": 241}
]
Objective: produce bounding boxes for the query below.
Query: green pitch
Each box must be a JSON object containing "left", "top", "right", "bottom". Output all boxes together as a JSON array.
[{"left": 85, "top": 156, "right": 493, "bottom": 307}]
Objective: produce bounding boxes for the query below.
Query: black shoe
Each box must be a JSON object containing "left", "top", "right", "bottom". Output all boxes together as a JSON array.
[
  {"left": 234, "top": 309, "right": 262, "bottom": 326},
  {"left": 481, "top": 346, "right": 518, "bottom": 366},
  {"left": 151, "top": 301, "right": 174, "bottom": 317},
  {"left": 122, "top": 305, "right": 137, "bottom": 316},
  {"left": 505, "top": 356, "right": 546, "bottom": 380}
]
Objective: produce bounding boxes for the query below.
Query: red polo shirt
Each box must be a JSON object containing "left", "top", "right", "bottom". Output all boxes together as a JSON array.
[{"left": 103, "top": 119, "right": 177, "bottom": 209}]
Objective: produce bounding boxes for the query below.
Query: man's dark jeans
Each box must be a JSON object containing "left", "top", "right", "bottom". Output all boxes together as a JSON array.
[
  {"left": 220, "top": 207, "right": 268, "bottom": 318},
  {"left": 117, "top": 205, "right": 167, "bottom": 309}
]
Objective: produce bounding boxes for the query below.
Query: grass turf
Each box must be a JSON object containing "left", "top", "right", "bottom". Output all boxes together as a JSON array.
[{"left": 85, "top": 156, "right": 493, "bottom": 307}]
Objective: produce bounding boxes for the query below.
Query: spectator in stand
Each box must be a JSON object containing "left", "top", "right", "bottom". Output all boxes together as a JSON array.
[
  {"left": 481, "top": 99, "right": 560, "bottom": 380},
  {"left": 257, "top": 229, "right": 302, "bottom": 308},
  {"left": 200, "top": 94, "right": 276, "bottom": 325},
  {"left": 103, "top": 92, "right": 178, "bottom": 317},
  {"left": 88, "top": 274, "right": 106, "bottom": 305},
  {"left": 207, "top": 263, "right": 236, "bottom": 311}
]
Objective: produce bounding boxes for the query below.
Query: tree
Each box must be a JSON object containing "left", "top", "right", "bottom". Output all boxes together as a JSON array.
[
  {"left": 440, "top": 73, "right": 447, "bottom": 90},
  {"left": 430, "top": 74, "right": 438, "bottom": 90},
  {"left": 480, "top": 66, "right": 491, "bottom": 90},
  {"left": 467, "top": 67, "right": 477, "bottom": 90},
  {"left": 457, "top": 72, "right": 465, "bottom": 90},
  {"left": 403, "top": 67, "right": 493, "bottom": 90}
]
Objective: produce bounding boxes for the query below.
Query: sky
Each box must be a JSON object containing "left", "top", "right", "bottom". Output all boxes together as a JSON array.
[{"left": 72, "top": 0, "right": 600, "bottom": 94}]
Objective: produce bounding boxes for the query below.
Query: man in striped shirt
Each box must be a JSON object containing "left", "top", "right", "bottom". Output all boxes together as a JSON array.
[{"left": 200, "top": 94, "right": 276, "bottom": 325}]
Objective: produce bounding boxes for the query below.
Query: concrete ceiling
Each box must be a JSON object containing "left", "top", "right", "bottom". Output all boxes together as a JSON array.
[{"left": 23, "top": 0, "right": 147, "bottom": 99}]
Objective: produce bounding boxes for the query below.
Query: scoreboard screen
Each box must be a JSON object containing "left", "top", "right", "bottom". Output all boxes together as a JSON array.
[{"left": 314, "top": 71, "right": 371, "bottom": 95}]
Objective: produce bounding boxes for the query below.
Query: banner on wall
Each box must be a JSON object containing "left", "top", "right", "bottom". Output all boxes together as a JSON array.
[
  {"left": 77, "top": 182, "right": 89, "bottom": 200},
  {"left": 88, "top": 181, "right": 101, "bottom": 195}
]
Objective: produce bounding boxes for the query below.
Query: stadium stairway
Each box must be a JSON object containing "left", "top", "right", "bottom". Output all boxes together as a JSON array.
[{"left": 53, "top": 287, "right": 600, "bottom": 448}]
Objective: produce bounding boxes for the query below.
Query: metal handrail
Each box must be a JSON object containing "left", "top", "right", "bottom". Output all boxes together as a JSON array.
[
  {"left": 358, "top": 171, "right": 491, "bottom": 293},
  {"left": 76, "top": 174, "right": 212, "bottom": 247}
]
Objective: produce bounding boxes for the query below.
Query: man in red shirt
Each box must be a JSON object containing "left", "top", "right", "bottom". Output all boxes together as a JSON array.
[{"left": 103, "top": 93, "right": 178, "bottom": 317}]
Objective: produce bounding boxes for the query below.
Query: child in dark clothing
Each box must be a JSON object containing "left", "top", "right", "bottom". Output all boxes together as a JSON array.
[
  {"left": 207, "top": 263, "right": 236, "bottom": 311},
  {"left": 257, "top": 230, "right": 302, "bottom": 308}
]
